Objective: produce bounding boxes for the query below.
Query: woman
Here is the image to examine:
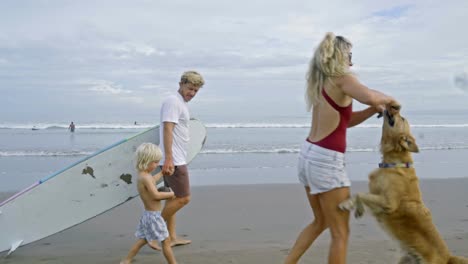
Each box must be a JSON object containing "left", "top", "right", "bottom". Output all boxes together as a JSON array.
[{"left": 284, "top": 33, "right": 398, "bottom": 264}]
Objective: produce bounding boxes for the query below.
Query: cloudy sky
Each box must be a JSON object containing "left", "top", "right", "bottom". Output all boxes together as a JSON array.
[{"left": 1, "top": 0, "right": 468, "bottom": 123}]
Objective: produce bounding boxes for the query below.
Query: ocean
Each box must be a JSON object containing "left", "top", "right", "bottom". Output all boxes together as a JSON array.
[{"left": 1, "top": 111, "right": 468, "bottom": 193}]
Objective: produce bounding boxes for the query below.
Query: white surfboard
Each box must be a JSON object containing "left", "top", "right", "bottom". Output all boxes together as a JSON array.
[{"left": 0, "top": 118, "right": 207, "bottom": 254}]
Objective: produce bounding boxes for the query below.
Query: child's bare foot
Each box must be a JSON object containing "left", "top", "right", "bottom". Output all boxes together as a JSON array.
[
  {"left": 120, "top": 259, "right": 131, "bottom": 264},
  {"left": 148, "top": 241, "right": 162, "bottom": 251},
  {"left": 171, "top": 237, "right": 191, "bottom": 247}
]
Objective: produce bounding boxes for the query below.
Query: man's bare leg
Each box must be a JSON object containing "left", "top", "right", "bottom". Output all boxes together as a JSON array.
[{"left": 162, "top": 196, "right": 191, "bottom": 246}]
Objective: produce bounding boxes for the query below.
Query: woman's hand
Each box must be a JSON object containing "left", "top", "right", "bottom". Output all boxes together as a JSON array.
[{"left": 374, "top": 104, "right": 386, "bottom": 116}]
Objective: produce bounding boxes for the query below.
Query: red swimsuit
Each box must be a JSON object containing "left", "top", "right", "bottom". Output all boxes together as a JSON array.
[{"left": 307, "top": 88, "right": 352, "bottom": 153}]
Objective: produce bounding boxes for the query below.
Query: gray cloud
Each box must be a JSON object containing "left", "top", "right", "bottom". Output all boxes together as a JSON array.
[{"left": 1, "top": 0, "right": 468, "bottom": 122}]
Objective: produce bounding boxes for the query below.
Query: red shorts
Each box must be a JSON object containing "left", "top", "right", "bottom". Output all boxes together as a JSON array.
[{"left": 163, "top": 165, "right": 190, "bottom": 198}]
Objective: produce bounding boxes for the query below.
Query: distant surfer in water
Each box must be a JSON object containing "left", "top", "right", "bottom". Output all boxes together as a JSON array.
[
  {"left": 159, "top": 71, "right": 205, "bottom": 247},
  {"left": 68, "top": 121, "right": 75, "bottom": 132}
]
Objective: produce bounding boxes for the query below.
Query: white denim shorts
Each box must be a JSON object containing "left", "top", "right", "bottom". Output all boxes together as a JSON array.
[{"left": 298, "top": 141, "right": 350, "bottom": 195}]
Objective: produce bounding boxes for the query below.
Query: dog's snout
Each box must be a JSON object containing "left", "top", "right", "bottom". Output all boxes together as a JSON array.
[
  {"left": 384, "top": 110, "right": 395, "bottom": 127},
  {"left": 391, "top": 105, "right": 401, "bottom": 111}
]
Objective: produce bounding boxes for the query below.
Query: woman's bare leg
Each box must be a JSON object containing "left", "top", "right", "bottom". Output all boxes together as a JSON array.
[
  {"left": 284, "top": 186, "right": 327, "bottom": 264},
  {"left": 319, "top": 187, "right": 350, "bottom": 264}
]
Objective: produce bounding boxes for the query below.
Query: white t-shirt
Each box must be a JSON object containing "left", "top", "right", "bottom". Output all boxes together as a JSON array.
[{"left": 159, "top": 93, "right": 190, "bottom": 165}]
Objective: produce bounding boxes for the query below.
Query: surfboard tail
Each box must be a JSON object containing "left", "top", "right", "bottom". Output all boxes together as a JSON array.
[{"left": 7, "top": 240, "right": 23, "bottom": 256}]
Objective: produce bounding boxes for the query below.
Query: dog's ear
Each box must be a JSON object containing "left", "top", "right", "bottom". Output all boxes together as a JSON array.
[{"left": 399, "top": 135, "right": 419, "bottom": 153}]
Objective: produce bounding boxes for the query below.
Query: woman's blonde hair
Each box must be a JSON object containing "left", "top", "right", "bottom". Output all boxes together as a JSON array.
[
  {"left": 135, "top": 143, "right": 162, "bottom": 171},
  {"left": 180, "top": 71, "right": 205, "bottom": 87},
  {"left": 305, "top": 32, "right": 353, "bottom": 110}
]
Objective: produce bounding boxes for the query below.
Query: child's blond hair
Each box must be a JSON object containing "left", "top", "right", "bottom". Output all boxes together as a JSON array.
[{"left": 135, "top": 143, "right": 162, "bottom": 171}]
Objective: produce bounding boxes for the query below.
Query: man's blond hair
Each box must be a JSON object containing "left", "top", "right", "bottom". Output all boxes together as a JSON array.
[{"left": 180, "top": 71, "right": 205, "bottom": 87}]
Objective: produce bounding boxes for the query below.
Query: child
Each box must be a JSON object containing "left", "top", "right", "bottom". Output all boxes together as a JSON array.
[{"left": 120, "top": 143, "right": 177, "bottom": 264}]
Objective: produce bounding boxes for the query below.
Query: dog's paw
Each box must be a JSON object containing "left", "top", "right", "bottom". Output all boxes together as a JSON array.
[
  {"left": 355, "top": 205, "right": 365, "bottom": 218},
  {"left": 339, "top": 199, "right": 355, "bottom": 211},
  {"left": 354, "top": 196, "right": 365, "bottom": 218}
]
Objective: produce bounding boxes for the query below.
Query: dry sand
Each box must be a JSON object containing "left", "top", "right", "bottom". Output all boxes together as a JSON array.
[{"left": 1, "top": 179, "right": 468, "bottom": 263}]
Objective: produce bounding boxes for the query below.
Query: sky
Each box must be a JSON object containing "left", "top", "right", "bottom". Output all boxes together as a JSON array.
[{"left": 1, "top": 0, "right": 468, "bottom": 123}]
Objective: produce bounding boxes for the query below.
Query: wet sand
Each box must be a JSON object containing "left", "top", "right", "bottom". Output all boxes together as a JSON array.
[{"left": 1, "top": 179, "right": 468, "bottom": 263}]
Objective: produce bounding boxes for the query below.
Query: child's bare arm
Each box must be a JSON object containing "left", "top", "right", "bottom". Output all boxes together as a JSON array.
[
  {"left": 142, "top": 176, "right": 175, "bottom": 200},
  {"left": 152, "top": 171, "right": 164, "bottom": 182}
]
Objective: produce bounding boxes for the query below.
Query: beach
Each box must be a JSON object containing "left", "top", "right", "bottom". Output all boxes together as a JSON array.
[
  {"left": 1, "top": 179, "right": 468, "bottom": 264},
  {"left": 1, "top": 119, "right": 468, "bottom": 263}
]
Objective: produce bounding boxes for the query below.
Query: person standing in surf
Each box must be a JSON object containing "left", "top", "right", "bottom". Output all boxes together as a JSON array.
[
  {"left": 284, "top": 33, "right": 398, "bottom": 264},
  {"left": 160, "top": 70, "right": 204, "bottom": 247},
  {"left": 120, "top": 143, "right": 177, "bottom": 264},
  {"left": 68, "top": 121, "right": 75, "bottom": 132}
]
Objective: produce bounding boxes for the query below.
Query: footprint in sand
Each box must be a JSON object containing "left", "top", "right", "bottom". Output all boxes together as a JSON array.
[{"left": 40, "top": 257, "right": 57, "bottom": 262}]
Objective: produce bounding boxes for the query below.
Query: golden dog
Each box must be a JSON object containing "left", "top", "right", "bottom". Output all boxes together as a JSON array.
[{"left": 339, "top": 105, "right": 468, "bottom": 264}]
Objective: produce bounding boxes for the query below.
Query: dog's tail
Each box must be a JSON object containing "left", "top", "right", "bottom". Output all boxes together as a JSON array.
[{"left": 448, "top": 255, "right": 468, "bottom": 264}]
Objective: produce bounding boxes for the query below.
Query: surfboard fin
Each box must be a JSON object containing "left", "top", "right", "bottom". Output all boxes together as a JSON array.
[{"left": 7, "top": 240, "right": 23, "bottom": 255}]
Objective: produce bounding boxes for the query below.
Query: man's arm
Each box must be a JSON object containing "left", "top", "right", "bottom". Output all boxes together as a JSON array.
[{"left": 162, "top": 122, "right": 176, "bottom": 176}]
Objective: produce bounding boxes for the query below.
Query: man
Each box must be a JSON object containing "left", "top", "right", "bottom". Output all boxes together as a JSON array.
[
  {"left": 160, "top": 71, "right": 204, "bottom": 247},
  {"left": 68, "top": 122, "right": 75, "bottom": 132}
]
